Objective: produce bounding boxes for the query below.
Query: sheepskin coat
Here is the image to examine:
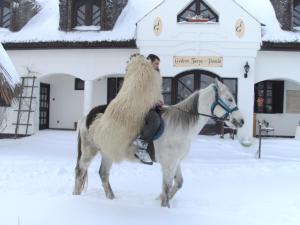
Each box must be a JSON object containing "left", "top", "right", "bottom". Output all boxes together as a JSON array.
[{"left": 89, "top": 54, "right": 163, "bottom": 162}]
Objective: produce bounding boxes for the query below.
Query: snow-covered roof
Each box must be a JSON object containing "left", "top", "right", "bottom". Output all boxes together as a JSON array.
[
  {"left": 235, "top": 0, "right": 300, "bottom": 42},
  {"left": 0, "top": 0, "right": 299, "bottom": 44},
  {"left": 0, "top": 0, "right": 163, "bottom": 43},
  {"left": 0, "top": 43, "right": 20, "bottom": 88}
]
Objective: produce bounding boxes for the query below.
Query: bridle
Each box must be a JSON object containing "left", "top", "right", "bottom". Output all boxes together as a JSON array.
[
  {"left": 173, "top": 85, "right": 239, "bottom": 122},
  {"left": 210, "top": 85, "right": 239, "bottom": 121}
]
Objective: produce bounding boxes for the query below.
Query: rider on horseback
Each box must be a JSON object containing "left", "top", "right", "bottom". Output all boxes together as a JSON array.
[{"left": 134, "top": 54, "right": 164, "bottom": 165}]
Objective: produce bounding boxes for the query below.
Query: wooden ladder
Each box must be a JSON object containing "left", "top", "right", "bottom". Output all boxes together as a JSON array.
[{"left": 13, "top": 76, "right": 37, "bottom": 138}]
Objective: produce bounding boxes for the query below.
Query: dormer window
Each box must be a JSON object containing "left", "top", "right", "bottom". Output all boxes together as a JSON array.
[
  {"left": 72, "top": 0, "right": 102, "bottom": 30},
  {"left": 0, "top": 1, "right": 11, "bottom": 29},
  {"left": 177, "top": 0, "right": 218, "bottom": 23},
  {"left": 293, "top": 0, "right": 300, "bottom": 30}
]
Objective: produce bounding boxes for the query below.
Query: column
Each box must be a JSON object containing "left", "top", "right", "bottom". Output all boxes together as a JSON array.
[
  {"left": 237, "top": 61, "right": 255, "bottom": 143},
  {"left": 83, "top": 80, "right": 94, "bottom": 115}
]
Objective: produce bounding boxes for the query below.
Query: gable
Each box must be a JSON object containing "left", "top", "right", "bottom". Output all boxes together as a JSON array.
[{"left": 137, "top": 0, "right": 262, "bottom": 44}]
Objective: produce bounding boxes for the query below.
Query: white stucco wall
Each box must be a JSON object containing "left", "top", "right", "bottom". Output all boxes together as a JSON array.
[
  {"left": 255, "top": 51, "right": 300, "bottom": 84},
  {"left": 6, "top": 49, "right": 137, "bottom": 81}
]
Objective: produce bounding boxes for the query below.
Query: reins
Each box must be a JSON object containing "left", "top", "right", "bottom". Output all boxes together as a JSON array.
[{"left": 172, "top": 106, "right": 229, "bottom": 122}]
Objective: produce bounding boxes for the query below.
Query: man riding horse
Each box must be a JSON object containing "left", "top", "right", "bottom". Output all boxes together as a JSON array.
[
  {"left": 134, "top": 54, "right": 164, "bottom": 165},
  {"left": 89, "top": 53, "right": 163, "bottom": 164}
]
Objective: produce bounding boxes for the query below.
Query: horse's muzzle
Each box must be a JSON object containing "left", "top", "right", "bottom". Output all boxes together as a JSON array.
[{"left": 232, "top": 118, "right": 244, "bottom": 128}]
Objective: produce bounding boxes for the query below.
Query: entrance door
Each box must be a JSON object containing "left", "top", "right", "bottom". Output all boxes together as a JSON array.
[
  {"left": 174, "top": 70, "right": 237, "bottom": 135},
  {"left": 39, "top": 83, "right": 50, "bottom": 130}
]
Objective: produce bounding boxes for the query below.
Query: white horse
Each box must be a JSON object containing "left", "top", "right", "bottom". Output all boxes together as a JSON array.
[{"left": 73, "top": 79, "right": 244, "bottom": 207}]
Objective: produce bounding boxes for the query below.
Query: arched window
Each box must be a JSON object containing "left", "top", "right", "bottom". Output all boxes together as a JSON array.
[
  {"left": 294, "top": 0, "right": 300, "bottom": 29},
  {"left": 0, "top": 1, "right": 11, "bottom": 28},
  {"left": 177, "top": 0, "right": 218, "bottom": 23},
  {"left": 73, "top": 0, "right": 102, "bottom": 29}
]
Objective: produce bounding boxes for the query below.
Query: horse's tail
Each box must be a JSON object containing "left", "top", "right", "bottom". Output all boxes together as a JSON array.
[
  {"left": 73, "top": 124, "right": 88, "bottom": 195},
  {"left": 76, "top": 131, "right": 82, "bottom": 165}
]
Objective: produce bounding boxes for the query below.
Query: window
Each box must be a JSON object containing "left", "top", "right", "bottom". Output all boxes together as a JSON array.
[
  {"left": 177, "top": 0, "right": 218, "bottom": 23},
  {"left": 294, "top": 0, "right": 300, "bottom": 30},
  {"left": 0, "top": 1, "right": 11, "bottom": 28},
  {"left": 73, "top": 0, "right": 102, "bottom": 29},
  {"left": 162, "top": 78, "right": 172, "bottom": 105},
  {"left": 254, "top": 80, "right": 284, "bottom": 114},
  {"left": 223, "top": 78, "right": 238, "bottom": 102},
  {"left": 107, "top": 77, "right": 123, "bottom": 103},
  {"left": 75, "top": 78, "right": 84, "bottom": 90}
]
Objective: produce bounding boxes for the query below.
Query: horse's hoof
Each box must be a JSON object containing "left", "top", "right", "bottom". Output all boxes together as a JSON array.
[
  {"left": 161, "top": 200, "right": 170, "bottom": 208},
  {"left": 161, "top": 202, "right": 170, "bottom": 208},
  {"left": 105, "top": 192, "right": 115, "bottom": 199},
  {"left": 72, "top": 190, "right": 81, "bottom": 195}
]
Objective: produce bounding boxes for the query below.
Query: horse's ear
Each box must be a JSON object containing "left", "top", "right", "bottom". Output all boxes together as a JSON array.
[{"left": 214, "top": 78, "right": 221, "bottom": 90}]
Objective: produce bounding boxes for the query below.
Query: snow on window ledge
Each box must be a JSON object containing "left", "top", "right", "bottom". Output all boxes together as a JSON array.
[
  {"left": 73, "top": 26, "right": 101, "bottom": 31},
  {"left": 293, "top": 26, "right": 300, "bottom": 32}
]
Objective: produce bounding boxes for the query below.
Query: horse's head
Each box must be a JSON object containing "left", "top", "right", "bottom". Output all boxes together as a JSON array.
[{"left": 211, "top": 79, "right": 244, "bottom": 128}]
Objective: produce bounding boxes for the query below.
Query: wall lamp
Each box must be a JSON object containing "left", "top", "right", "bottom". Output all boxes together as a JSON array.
[{"left": 244, "top": 61, "right": 250, "bottom": 78}]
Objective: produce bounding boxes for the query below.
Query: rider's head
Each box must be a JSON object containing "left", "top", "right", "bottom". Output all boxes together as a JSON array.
[{"left": 147, "top": 54, "right": 160, "bottom": 72}]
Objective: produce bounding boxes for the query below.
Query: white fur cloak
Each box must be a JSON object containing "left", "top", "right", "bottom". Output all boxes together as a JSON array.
[{"left": 89, "top": 54, "right": 163, "bottom": 162}]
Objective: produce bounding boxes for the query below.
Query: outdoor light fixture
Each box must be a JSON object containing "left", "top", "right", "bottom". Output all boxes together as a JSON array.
[{"left": 244, "top": 61, "right": 250, "bottom": 78}]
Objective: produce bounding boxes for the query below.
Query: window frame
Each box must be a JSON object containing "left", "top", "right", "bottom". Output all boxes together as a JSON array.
[
  {"left": 0, "top": 0, "right": 11, "bottom": 29},
  {"left": 177, "top": 0, "right": 219, "bottom": 23},
  {"left": 162, "top": 77, "right": 173, "bottom": 105},
  {"left": 107, "top": 77, "right": 123, "bottom": 103},
  {"left": 254, "top": 80, "right": 284, "bottom": 114},
  {"left": 293, "top": 0, "right": 300, "bottom": 29},
  {"left": 72, "top": 0, "right": 104, "bottom": 29},
  {"left": 75, "top": 78, "right": 85, "bottom": 90}
]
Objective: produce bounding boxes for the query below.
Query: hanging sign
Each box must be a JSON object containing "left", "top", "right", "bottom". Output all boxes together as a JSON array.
[{"left": 173, "top": 56, "right": 223, "bottom": 67}]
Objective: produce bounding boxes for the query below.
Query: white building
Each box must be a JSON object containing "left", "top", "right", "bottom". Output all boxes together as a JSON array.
[{"left": 0, "top": 0, "right": 299, "bottom": 140}]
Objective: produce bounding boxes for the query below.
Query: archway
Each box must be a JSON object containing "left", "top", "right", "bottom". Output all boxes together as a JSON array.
[{"left": 39, "top": 73, "right": 84, "bottom": 130}]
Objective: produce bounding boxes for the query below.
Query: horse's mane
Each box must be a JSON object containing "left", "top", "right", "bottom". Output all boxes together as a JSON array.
[
  {"left": 162, "top": 84, "right": 215, "bottom": 130},
  {"left": 163, "top": 91, "right": 200, "bottom": 129}
]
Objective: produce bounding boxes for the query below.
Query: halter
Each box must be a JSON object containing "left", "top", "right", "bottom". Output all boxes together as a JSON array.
[{"left": 210, "top": 85, "right": 239, "bottom": 121}]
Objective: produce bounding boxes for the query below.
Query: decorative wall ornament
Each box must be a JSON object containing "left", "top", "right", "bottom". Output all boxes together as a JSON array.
[
  {"left": 235, "top": 18, "right": 245, "bottom": 38},
  {"left": 153, "top": 17, "right": 162, "bottom": 36}
]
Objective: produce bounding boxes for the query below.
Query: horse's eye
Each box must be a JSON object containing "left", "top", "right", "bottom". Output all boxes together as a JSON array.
[{"left": 228, "top": 98, "right": 233, "bottom": 103}]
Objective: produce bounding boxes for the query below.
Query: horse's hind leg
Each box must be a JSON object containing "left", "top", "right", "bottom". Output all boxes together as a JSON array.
[
  {"left": 73, "top": 134, "right": 97, "bottom": 195},
  {"left": 168, "top": 164, "right": 183, "bottom": 200},
  {"left": 99, "top": 155, "right": 115, "bottom": 199}
]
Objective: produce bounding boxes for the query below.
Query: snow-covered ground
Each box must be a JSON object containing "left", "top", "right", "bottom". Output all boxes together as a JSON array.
[{"left": 0, "top": 130, "right": 300, "bottom": 225}]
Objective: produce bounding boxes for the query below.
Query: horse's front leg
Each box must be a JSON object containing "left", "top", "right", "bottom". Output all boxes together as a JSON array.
[
  {"left": 99, "top": 155, "right": 115, "bottom": 199},
  {"left": 168, "top": 164, "right": 183, "bottom": 200}
]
